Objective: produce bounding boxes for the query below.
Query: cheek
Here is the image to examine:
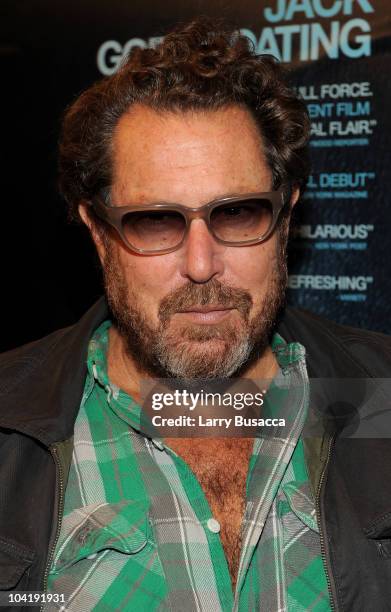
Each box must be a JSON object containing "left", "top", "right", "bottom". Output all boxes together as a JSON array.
[
  {"left": 117, "top": 250, "right": 177, "bottom": 307},
  {"left": 229, "top": 240, "right": 279, "bottom": 289}
]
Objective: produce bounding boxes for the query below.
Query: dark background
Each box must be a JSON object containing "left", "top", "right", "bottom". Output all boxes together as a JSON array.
[{"left": 2, "top": 0, "right": 389, "bottom": 352}]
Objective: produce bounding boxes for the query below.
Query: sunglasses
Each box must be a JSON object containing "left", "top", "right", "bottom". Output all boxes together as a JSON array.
[{"left": 89, "top": 187, "right": 286, "bottom": 255}]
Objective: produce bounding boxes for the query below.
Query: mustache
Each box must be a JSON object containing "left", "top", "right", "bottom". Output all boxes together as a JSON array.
[{"left": 158, "top": 278, "right": 253, "bottom": 325}]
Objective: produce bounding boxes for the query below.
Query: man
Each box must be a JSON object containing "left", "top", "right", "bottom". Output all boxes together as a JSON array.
[{"left": 1, "top": 17, "right": 391, "bottom": 612}]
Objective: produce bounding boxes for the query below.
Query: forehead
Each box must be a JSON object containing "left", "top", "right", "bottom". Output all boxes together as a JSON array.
[{"left": 110, "top": 104, "right": 272, "bottom": 205}]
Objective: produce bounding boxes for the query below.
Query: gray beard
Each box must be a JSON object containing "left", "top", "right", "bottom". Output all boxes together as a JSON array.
[{"left": 102, "top": 227, "right": 288, "bottom": 380}]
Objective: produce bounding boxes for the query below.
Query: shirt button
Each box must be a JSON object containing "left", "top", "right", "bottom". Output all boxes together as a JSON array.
[
  {"left": 207, "top": 518, "right": 221, "bottom": 533},
  {"left": 77, "top": 526, "right": 91, "bottom": 544}
]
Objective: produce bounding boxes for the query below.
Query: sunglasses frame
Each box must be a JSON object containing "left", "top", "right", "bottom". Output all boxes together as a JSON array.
[{"left": 89, "top": 187, "right": 286, "bottom": 255}]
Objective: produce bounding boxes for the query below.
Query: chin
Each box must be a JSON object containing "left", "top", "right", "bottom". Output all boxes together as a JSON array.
[
  {"left": 157, "top": 335, "right": 252, "bottom": 380},
  {"left": 166, "top": 337, "right": 228, "bottom": 362},
  {"left": 168, "top": 319, "right": 245, "bottom": 342}
]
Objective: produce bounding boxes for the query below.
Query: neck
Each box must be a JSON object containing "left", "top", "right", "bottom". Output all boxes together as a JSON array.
[{"left": 107, "top": 325, "right": 280, "bottom": 402}]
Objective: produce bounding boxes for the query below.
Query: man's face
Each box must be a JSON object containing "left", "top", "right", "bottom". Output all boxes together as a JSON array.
[{"left": 89, "top": 104, "right": 293, "bottom": 379}]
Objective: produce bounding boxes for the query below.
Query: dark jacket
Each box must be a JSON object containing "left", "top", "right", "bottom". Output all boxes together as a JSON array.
[{"left": 1, "top": 297, "right": 391, "bottom": 612}]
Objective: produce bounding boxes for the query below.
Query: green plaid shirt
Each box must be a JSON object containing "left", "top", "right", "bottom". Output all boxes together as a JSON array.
[{"left": 47, "top": 321, "right": 331, "bottom": 611}]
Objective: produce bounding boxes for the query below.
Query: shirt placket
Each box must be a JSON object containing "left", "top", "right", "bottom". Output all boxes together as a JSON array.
[{"left": 234, "top": 358, "right": 309, "bottom": 610}]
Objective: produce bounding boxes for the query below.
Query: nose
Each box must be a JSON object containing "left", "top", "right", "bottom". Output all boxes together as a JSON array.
[{"left": 178, "top": 218, "right": 224, "bottom": 283}]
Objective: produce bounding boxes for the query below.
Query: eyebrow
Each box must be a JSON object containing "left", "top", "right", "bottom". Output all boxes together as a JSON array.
[{"left": 114, "top": 189, "right": 271, "bottom": 207}]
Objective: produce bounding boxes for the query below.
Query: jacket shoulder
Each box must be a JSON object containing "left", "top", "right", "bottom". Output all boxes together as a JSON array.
[
  {"left": 0, "top": 297, "right": 109, "bottom": 400},
  {"left": 0, "top": 297, "right": 109, "bottom": 442},
  {"left": 279, "top": 307, "right": 391, "bottom": 377},
  {"left": 0, "top": 325, "right": 75, "bottom": 394}
]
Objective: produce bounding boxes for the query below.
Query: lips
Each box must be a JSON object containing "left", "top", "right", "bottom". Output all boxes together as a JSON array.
[
  {"left": 174, "top": 306, "right": 234, "bottom": 324},
  {"left": 158, "top": 278, "right": 253, "bottom": 326}
]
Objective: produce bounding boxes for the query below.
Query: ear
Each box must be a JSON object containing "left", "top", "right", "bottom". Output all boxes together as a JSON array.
[
  {"left": 290, "top": 187, "right": 300, "bottom": 209},
  {"left": 78, "top": 202, "right": 107, "bottom": 265}
]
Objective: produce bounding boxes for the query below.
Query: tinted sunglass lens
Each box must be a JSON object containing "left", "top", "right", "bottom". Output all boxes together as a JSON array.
[
  {"left": 210, "top": 199, "right": 273, "bottom": 242},
  {"left": 121, "top": 210, "right": 186, "bottom": 251}
]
